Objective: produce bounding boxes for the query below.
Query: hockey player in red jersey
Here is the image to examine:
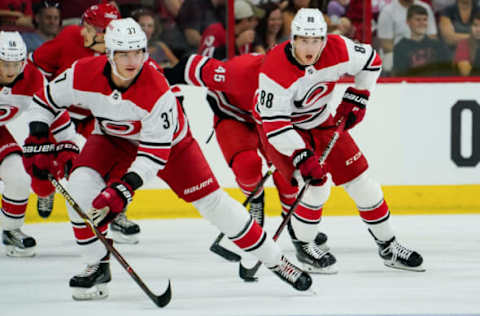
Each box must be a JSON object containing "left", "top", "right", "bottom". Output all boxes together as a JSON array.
[
  {"left": 164, "top": 53, "right": 330, "bottom": 257},
  {"left": 0, "top": 31, "right": 75, "bottom": 257},
  {"left": 30, "top": 4, "right": 141, "bottom": 242},
  {"left": 255, "top": 8, "right": 425, "bottom": 273},
  {"left": 22, "top": 18, "right": 312, "bottom": 300}
]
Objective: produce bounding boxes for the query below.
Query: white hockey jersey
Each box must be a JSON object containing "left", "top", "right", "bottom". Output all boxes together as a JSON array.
[
  {"left": 0, "top": 63, "right": 45, "bottom": 127},
  {"left": 29, "top": 55, "right": 188, "bottom": 184},
  {"left": 254, "top": 35, "right": 382, "bottom": 156}
]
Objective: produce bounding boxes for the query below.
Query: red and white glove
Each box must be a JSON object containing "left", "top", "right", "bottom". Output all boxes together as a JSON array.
[
  {"left": 291, "top": 149, "right": 327, "bottom": 185},
  {"left": 55, "top": 141, "right": 80, "bottom": 179},
  {"left": 334, "top": 87, "right": 370, "bottom": 131},
  {"left": 88, "top": 181, "right": 134, "bottom": 227},
  {"left": 23, "top": 135, "right": 60, "bottom": 180}
]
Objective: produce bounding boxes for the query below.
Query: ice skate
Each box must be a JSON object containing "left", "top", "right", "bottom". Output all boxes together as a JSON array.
[
  {"left": 286, "top": 219, "right": 330, "bottom": 252},
  {"left": 249, "top": 192, "right": 265, "bottom": 227},
  {"left": 70, "top": 253, "right": 111, "bottom": 300},
  {"left": 374, "top": 235, "right": 425, "bottom": 272},
  {"left": 292, "top": 239, "right": 338, "bottom": 274},
  {"left": 37, "top": 193, "right": 54, "bottom": 218},
  {"left": 110, "top": 211, "right": 140, "bottom": 244},
  {"left": 2, "top": 229, "right": 36, "bottom": 257},
  {"left": 269, "top": 255, "right": 312, "bottom": 291}
]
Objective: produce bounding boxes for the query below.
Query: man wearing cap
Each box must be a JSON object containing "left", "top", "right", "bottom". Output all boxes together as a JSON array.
[{"left": 198, "top": 0, "right": 263, "bottom": 59}]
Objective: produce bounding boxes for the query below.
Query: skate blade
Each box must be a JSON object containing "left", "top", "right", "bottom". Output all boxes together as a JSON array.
[
  {"left": 110, "top": 230, "right": 139, "bottom": 244},
  {"left": 72, "top": 283, "right": 109, "bottom": 301},
  {"left": 384, "top": 261, "right": 426, "bottom": 272},
  {"left": 302, "top": 262, "right": 338, "bottom": 274},
  {"left": 5, "top": 245, "right": 35, "bottom": 257}
]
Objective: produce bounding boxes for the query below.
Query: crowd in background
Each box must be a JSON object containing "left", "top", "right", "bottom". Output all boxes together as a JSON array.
[{"left": 2, "top": 0, "right": 480, "bottom": 77}]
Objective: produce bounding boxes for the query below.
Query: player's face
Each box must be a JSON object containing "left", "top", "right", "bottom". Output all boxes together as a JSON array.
[
  {"left": 83, "top": 23, "right": 106, "bottom": 52},
  {"left": 113, "top": 49, "right": 145, "bottom": 80},
  {"left": 0, "top": 60, "right": 24, "bottom": 85},
  {"left": 293, "top": 36, "right": 324, "bottom": 66}
]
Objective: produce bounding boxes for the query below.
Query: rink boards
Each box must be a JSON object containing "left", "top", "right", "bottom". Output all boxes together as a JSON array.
[{"left": 5, "top": 82, "right": 480, "bottom": 223}]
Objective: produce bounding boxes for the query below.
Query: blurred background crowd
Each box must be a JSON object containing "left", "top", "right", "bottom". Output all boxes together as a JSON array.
[{"left": 1, "top": 0, "right": 479, "bottom": 77}]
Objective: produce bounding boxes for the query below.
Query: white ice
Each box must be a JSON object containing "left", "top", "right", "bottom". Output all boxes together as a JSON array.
[{"left": 1, "top": 214, "right": 480, "bottom": 316}]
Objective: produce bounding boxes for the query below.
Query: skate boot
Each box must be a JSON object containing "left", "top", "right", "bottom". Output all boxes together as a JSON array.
[
  {"left": 37, "top": 193, "right": 54, "bottom": 218},
  {"left": 2, "top": 229, "right": 36, "bottom": 257},
  {"left": 287, "top": 220, "right": 330, "bottom": 252},
  {"left": 292, "top": 239, "right": 337, "bottom": 274},
  {"left": 110, "top": 211, "right": 140, "bottom": 244},
  {"left": 249, "top": 192, "right": 265, "bottom": 227},
  {"left": 70, "top": 252, "right": 111, "bottom": 300},
  {"left": 269, "top": 255, "right": 312, "bottom": 291},
  {"left": 372, "top": 233, "right": 425, "bottom": 272}
]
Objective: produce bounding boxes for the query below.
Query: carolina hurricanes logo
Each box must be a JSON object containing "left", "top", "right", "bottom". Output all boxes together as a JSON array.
[
  {"left": 293, "top": 82, "right": 334, "bottom": 108},
  {"left": 0, "top": 105, "right": 19, "bottom": 122},
  {"left": 97, "top": 117, "right": 142, "bottom": 136}
]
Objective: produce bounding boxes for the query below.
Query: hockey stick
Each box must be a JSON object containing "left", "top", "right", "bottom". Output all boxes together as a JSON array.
[
  {"left": 48, "top": 174, "right": 172, "bottom": 308},
  {"left": 239, "top": 118, "right": 346, "bottom": 281},
  {"left": 209, "top": 166, "right": 275, "bottom": 262}
]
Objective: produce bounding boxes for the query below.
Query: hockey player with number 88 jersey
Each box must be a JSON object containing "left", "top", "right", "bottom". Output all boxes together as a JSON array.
[
  {"left": 254, "top": 8, "right": 425, "bottom": 272},
  {"left": 23, "top": 18, "right": 312, "bottom": 301}
]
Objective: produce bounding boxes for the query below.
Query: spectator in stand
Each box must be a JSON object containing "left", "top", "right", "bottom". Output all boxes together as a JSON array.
[
  {"left": 131, "top": 7, "right": 178, "bottom": 67},
  {"left": 0, "top": 0, "right": 33, "bottom": 30},
  {"left": 438, "top": 0, "right": 478, "bottom": 49},
  {"left": 254, "top": 2, "right": 285, "bottom": 53},
  {"left": 431, "top": 0, "right": 455, "bottom": 13},
  {"left": 377, "top": 0, "right": 437, "bottom": 73},
  {"left": 282, "top": 0, "right": 321, "bottom": 37},
  {"left": 393, "top": 5, "right": 452, "bottom": 76},
  {"left": 454, "top": 11, "right": 480, "bottom": 75},
  {"left": 198, "top": 0, "right": 260, "bottom": 59},
  {"left": 176, "top": 0, "right": 226, "bottom": 51},
  {"left": 21, "top": 1, "right": 61, "bottom": 53},
  {"left": 155, "top": 0, "right": 187, "bottom": 57}
]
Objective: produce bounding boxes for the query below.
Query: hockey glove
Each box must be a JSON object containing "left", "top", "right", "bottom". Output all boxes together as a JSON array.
[
  {"left": 55, "top": 141, "right": 80, "bottom": 179},
  {"left": 334, "top": 87, "right": 370, "bottom": 131},
  {"left": 291, "top": 149, "right": 327, "bottom": 185},
  {"left": 23, "top": 136, "right": 60, "bottom": 180},
  {"left": 89, "top": 181, "right": 134, "bottom": 227}
]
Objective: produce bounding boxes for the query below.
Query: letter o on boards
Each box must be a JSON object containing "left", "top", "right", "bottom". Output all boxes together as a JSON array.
[{"left": 451, "top": 100, "right": 480, "bottom": 166}]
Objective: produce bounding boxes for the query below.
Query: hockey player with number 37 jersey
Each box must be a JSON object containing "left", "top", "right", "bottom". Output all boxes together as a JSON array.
[
  {"left": 254, "top": 8, "right": 425, "bottom": 273},
  {"left": 23, "top": 18, "right": 312, "bottom": 301}
]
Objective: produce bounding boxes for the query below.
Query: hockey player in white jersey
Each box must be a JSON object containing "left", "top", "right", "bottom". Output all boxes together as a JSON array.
[
  {"left": 22, "top": 18, "right": 312, "bottom": 301},
  {"left": 0, "top": 32, "right": 45, "bottom": 256},
  {"left": 254, "top": 8, "right": 425, "bottom": 273}
]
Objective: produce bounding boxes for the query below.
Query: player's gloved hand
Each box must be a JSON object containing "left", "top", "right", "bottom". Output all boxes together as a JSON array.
[
  {"left": 89, "top": 181, "right": 134, "bottom": 227},
  {"left": 55, "top": 141, "right": 80, "bottom": 179},
  {"left": 23, "top": 134, "right": 60, "bottom": 180},
  {"left": 291, "top": 149, "right": 327, "bottom": 185},
  {"left": 334, "top": 87, "right": 370, "bottom": 131}
]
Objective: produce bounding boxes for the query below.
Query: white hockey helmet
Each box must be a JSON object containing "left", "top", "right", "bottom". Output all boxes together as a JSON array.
[
  {"left": 0, "top": 31, "right": 27, "bottom": 62},
  {"left": 104, "top": 18, "right": 148, "bottom": 80},
  {"left": 105, "top": 17, "right": 147, "bottom": 54},
  {"left": 290, "top": 8, "right": 327, "bottom": 40}
]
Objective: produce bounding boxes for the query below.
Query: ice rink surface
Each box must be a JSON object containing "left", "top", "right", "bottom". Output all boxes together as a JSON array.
[{"left": 1, "top": 214, "right": 480, "bottom": 316}]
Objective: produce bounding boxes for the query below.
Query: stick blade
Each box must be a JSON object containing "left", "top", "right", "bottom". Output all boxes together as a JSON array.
[
  {"left": 152, "top": 280, "right": 172, "bottom": 308},
  {"left": 210, "top": 244, "right": 241, "bottom": 262},
  {"left": 239, "top": 262, "right": 260, "bottom": 282}
]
